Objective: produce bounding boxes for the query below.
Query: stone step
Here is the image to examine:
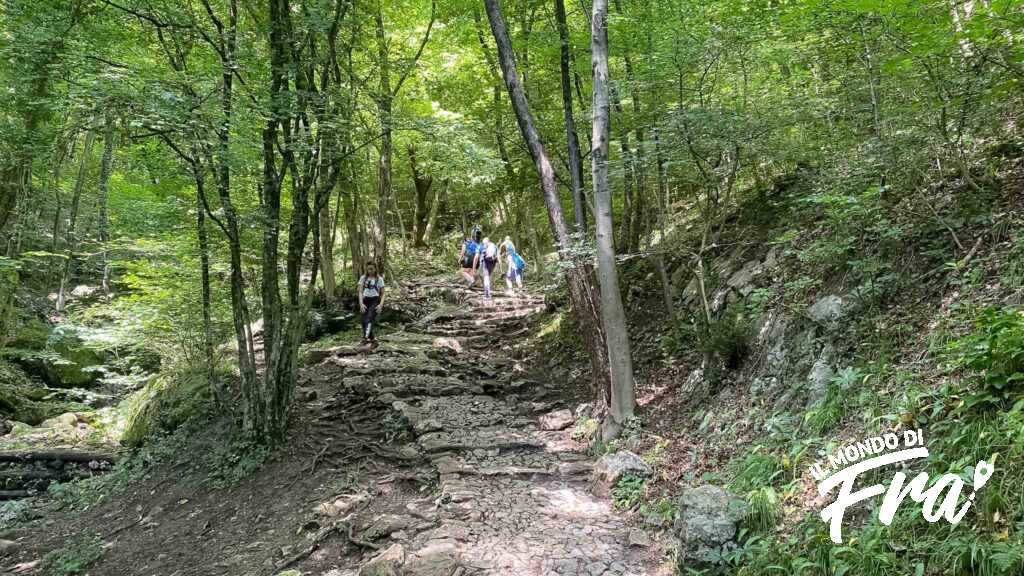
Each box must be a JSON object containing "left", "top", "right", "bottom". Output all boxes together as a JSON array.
[
  {"left": 417, "top": 426, "right": 553, "bottom": 454},
  {"left": 392, "top": 395, "right": 532, "bottom": 435},
  {"left": 432, "top": 451, "right": 593, "bottom": 480}
]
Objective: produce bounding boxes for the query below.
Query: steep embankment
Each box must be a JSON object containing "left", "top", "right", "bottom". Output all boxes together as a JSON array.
[{"left": 572, "top": 162, "right": 1024, "bottom": 573}]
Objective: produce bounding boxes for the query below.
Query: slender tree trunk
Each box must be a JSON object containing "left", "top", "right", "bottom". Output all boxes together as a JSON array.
[
  {"left": 483, "top": 0, "right": 611, "bottom": 403},
  {"left": 423, "top": 178, "right": 445, "bottom": 244},
  {"left": 344, "top": 171, "right": 365, "bottom": 279},
  {"left": 50, "top": 133, "right": 75, "bottom": 254},
  {"left": 408, "top": 145, "right": 433, "bottom": 247},
  {"left": 614, "top": 0, "right": 647, "bottom": 252},
  {"left": 193, "top": 161, "right": 218, "bottom": 403},
  {"left": 590, "top": 0, "right": 636, "bottom": 440},
  {"left": 555, "top": 0, "right": 586, "bottom": 234},
  {"left": 611, "top": 85, "right": 637, "bottom": 254},
  {"left": 320, "top": 190, "right": 337, "bottom": 301},
  {"left": 97, "top": 113, "right": 117, "bottom": 294},
  {"left": 372, "top": 2, "right": 393, "bottom": 267},
  {"left": 652, "top": 129, "right": 675, "bottom": 320},
  {"left": 57, "top": 130, "right": 95, "bottom": 312}
]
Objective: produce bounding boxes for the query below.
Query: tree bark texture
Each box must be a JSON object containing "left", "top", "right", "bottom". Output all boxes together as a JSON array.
[{"left": 590, "top": 0, "right": 636, "bottom": 440}]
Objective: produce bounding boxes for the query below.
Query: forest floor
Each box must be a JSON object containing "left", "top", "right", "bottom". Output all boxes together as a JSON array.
[{"left": 2, "top": 279, "right": 671, "bottom": 576}]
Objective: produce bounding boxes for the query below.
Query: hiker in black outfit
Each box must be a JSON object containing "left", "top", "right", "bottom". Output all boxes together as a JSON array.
[{"left": 358, "top": 262, "right": 385, "bottom": 344}]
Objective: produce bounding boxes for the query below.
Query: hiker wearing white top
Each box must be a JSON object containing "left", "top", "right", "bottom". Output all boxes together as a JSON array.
[
  {"left": 357, "top": 262, "right": 385, "bottom": 344},
  {"left": 475, "top": 236, "right": 499, "bottom": 299},
  {"left": 499, "top": 236, "right": 525, "bottom": 295}
]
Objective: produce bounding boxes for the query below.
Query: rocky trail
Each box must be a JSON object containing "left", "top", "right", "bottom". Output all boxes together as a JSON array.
[
  {"left": 2, "top": 282, "right": 668, "bottom": 575},
  {"left": 292, "top": 284, "right": 665, "bottom": 576}
]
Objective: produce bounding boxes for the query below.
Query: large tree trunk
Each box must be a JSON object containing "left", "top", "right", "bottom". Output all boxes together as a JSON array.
[
  {"left": 56, "top": 131, "right": 96, "bottom": 313},
  {"left": 483, "top": 0, "right": 611, "bottom": 404},
  {"left": 590, "top": 0, "right": 636, "bottom": 440},
  {"left": 555, "top": 0, "right": 587, "bottom": 234}
]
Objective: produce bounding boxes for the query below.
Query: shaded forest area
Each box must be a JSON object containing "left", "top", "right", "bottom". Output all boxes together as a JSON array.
[{"left": 1, "top": 0, "right": 1024, "bottom": 574}]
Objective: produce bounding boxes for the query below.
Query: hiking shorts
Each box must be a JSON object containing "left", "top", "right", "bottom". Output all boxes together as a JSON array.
[
  {"left": 482, "top": 258, "right": 497, "bottom": 275},
  {"left": 507, "top": 267, "right": 522, "bottom": 281}
]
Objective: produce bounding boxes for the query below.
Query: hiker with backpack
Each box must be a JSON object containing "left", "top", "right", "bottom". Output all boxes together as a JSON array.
[
  {"left": 458, "top": 226, "right": 482, "bottom": 287},
  {"left": 357, "top": 262, "right": 385, "bottom": 344},
  {"left": 500, "top": 236, "right": 525, "bottom": 295},
  {"left": 476, "top": 236, "right": 499, "bottom": 299}
]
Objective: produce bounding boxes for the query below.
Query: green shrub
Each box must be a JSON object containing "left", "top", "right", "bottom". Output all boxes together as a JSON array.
[
  {"left": 745, "top": 486, "right": 780, "bottom": 533},
  {"left": 804, "top": 381, "right": 847, "bottom": 434},
  {"left": 43, "top": 535, "right": 103, "bottom": 575},
  {"left": 611, "top": 474, "right": 646, "bottom": 510},
  {"left": 945, "top": 306, "right": 1024, "bottom": 411}
]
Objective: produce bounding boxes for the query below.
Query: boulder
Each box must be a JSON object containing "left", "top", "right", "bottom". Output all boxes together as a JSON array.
[
  {"left": 404, "top": 543, "right": 462, "bottom": 576},
  {"left": 628, "top": 528, "right": 651, "bottom": 548},
  {"left": 593, "top": 451, "right": 652, "bottom": 495},
  {"left": 808, "top": 294, "right": 846, "bottom": 329},
  {"left": 538, "top": 409, "right": 574, "bottom": 431},
  {"left": 40, "top": 412, "right": 79, "bottom": 429},
  {"left": 726, "top": 260, "right": 761, "bottom": 296},
  {"left": 357, "top": 514, "right": 413, "bottom": 541},
  {"left": 574, "top": 403, "right": 594, "bottom": 420},
  {"left": 806, "top": 354, "right": 835, "bottom": 407},
  {"left": 305, "top": 310, "right": 328, "bottom": 340},
  {"left": 41, "top": 326, "right": 105, "bottom": 387},
  {"left": 673, "top": 485, "right": 746, "bottom": 567},
  {"left": 359, "top": 543, "right": 405, "bottom": 576}
]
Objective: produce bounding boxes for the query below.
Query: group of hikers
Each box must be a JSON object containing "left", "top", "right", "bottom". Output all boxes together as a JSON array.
[
  {"left": 458, "top": 225, "right": 527, "bottom": 300},
  {"left": 355, "top": 225, "right": 526, "bottom": 345}
]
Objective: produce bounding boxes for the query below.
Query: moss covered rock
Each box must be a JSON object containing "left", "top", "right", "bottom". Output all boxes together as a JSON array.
[
  {"left": 41, "top": 326, "right": 106, "bottom": 387},
  {"left": 0, "top": 360, "right": 91, "bottom": 426}
]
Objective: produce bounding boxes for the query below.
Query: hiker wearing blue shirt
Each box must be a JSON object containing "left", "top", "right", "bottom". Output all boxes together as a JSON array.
[
  {"left": 358, "top": 262, "right": 385, "bottom": 344},
  {"left": 500, "top": 236, "right": 525, "bottom": 295},
  {"left": 458, "top": 225, "right": 483, "bottom": 287}
]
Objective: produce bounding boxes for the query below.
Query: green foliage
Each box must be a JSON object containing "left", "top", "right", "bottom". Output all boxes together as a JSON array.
[
  {"left": 0, "top": 499, "right": 34, "bottom": 528},
  {"left": 43, "top": 535, "right": 103, "bottom": 576},
  {"left": 206, "top": 440, "right": 269, "bottom": 488},
  {"left": 0, "top": 258, "right": 16, "bottom": 345},
  {"left": 744, "top": 486, "right": 780, "bottom": 534},
  {"left": 730, "top": 451, "right": 783, "bottom": 493},
  {"left": 662, "top": 300, "right": 752, "bottom": 369},
  {"left": 639, "top": 496, "right": 678, "bottom": 526},
  {"left": 945, "top": 307, "right": 1024, "bottom": 411},
  {"left": 803, "top": 382, "right": 847, "bottom": 435},
  {"left": 611, "top": 474, "right": 646, "bottom": 510}
]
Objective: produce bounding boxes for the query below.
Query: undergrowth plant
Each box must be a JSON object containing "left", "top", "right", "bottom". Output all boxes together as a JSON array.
[
  {"left": 43, "top": 535, "right": 103, "bottom": 576},
  {"left": 611, "top": 475, "right": 646, "bottom": 510}
]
